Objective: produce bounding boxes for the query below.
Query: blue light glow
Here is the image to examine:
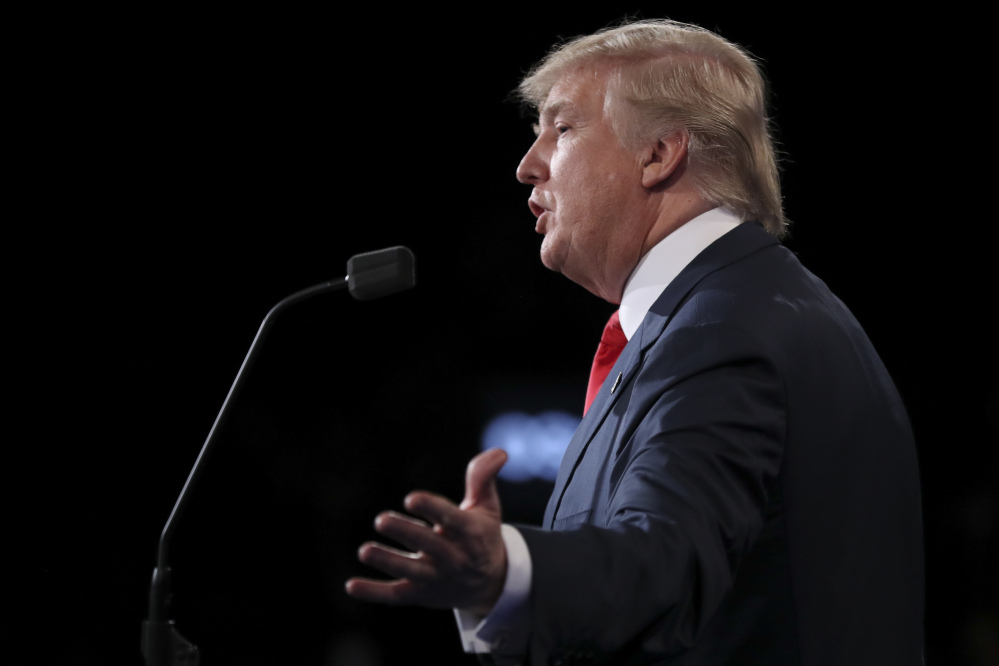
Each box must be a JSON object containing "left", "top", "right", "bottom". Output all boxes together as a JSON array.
[{"left": 480, "top": 410, "right": 580, "bottom": 482}]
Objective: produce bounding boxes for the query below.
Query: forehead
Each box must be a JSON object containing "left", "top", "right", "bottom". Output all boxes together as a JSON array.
[{"left": 538, "top": 68, "right": 612, "bottom": 122}]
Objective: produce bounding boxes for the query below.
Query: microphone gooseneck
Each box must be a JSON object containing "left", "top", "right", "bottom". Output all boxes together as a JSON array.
[{"left": 143, "top": 246, "right": 415, "bottom": 666}]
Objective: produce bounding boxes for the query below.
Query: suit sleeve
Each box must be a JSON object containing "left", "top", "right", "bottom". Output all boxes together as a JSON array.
[{"left": 514, "top": 320, "right": 787, "bottom": 663}]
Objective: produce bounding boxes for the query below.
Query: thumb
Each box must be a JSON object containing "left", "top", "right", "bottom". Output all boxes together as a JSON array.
[{"left": 459, "top": 448, "right": 508, "bottom": 514}]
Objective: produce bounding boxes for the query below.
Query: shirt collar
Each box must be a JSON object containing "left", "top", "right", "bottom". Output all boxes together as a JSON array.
[{"left": 618, "top": 208, "right": 744, "bottom": 340}]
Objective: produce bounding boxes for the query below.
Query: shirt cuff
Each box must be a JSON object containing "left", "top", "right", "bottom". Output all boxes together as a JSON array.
[{"left": 454, "top": 523, "right": 532, "bottom": 654}]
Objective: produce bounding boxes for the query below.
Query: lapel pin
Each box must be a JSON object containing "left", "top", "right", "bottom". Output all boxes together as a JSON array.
[{"left": 610, "top": 371, "right": 622, "bottom": 394}]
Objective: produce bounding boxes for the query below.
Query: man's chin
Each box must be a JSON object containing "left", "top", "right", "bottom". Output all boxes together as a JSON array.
[
  {"left": 538, "top": 239, "right": 565, "bottom": 273},
  {"left": 545, "top": 255, "right": 621, "bottom": 304}
]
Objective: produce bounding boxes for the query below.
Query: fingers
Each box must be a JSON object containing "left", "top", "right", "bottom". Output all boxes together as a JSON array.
[
  {"left": 357, "top": 541, "right": 434, "bottom": 581},
  {"left": 403, "top": 491, "right": 471, "bottom": 535},
  {"left": 348, "top": 452, "right": 509, "bottom": 611},
  {"left": 460, "top": 448, "right": 508, "bottom": 511},
  {"left": 361, "top": 500, "right": 471, "bottom": 582},
  {"left": 344, "top": 576, "right": 419, "bottom": 606},
  {"left": 373, "top": 510, "right": 453, "bottom": 560}
]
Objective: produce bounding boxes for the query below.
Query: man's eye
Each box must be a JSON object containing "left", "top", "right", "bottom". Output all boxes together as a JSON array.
[{"left": 556, "top": 124, "right": 570, "bottom": 135}]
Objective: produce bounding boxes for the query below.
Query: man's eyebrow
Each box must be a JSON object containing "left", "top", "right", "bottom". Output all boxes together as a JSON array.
[{"left": 539, "top": 99, "right": 574, "bottom": 122}]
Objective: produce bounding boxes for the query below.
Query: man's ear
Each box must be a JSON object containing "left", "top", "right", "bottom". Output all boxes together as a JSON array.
[{"left": 641, "top": 131, "right": 688, "bottom": 189}]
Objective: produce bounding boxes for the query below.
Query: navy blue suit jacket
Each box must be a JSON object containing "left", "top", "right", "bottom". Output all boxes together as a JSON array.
[{"left": 515, "top": 222, "right": 924, "bottom": 665}]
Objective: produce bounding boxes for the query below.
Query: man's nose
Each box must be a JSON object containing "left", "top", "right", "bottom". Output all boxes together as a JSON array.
[{"left": 516, "top": 141, "right": 549, "bottom": 184}]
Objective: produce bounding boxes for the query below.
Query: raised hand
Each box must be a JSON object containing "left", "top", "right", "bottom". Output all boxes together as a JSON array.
[{"left": 345, "top": 448, "right": 509, "bottom": 615}]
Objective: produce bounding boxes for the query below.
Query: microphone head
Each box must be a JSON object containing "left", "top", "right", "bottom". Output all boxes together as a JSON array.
[{"left": 347, "top": 246, "right": 416, "bottom": 300}]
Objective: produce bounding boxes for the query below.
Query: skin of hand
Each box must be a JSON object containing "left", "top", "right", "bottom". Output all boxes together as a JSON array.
[{"left": 345, "top": 448, "right": 510, "bottom": 616}]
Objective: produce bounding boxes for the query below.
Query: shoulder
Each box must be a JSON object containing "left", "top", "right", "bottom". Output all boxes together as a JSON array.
[{"left": 671, "top": 242, "right": 851, "bottom": 340}]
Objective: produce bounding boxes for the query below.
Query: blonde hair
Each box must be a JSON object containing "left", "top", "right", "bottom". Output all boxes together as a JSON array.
[{"left": 519, "top": 19, "right": 786, "bottom": 236}]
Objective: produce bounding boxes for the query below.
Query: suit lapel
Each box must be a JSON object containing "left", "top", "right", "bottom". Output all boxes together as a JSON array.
[
  {"left": 544, "top": 335, "right": 643, "bottom": 526},
  {"left": 544, "top": 222, "right": 778, "bottom": 528}
]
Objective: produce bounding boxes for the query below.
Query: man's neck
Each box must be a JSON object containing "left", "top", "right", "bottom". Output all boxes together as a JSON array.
[{"left": 639, "top": 195, "right": 718, "bottom": 261}]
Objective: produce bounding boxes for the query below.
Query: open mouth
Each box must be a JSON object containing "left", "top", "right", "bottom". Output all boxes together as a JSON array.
[{"left": 528, "top": 199, "right": 546, "bottom": 218}]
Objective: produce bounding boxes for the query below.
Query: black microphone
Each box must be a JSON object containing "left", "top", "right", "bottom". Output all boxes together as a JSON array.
[
  {"left": 348, "top": 246, "right": 416, "bottom": 300},
  {"left": 141, "top": 246, "right": 415, "bottom": 666}
]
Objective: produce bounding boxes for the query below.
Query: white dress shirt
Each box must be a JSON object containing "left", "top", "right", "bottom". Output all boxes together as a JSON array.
[{"left": 455, "top": 208, "right": 744, "bottom": 657}]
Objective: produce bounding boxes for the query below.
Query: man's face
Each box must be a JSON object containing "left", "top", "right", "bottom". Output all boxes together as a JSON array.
[{"left": 517, "top": 68, "right": 653, "bottom": 303}]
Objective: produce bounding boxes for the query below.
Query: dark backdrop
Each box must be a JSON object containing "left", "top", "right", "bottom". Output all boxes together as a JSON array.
[{"left": 24, "top": 5, "right": 995, "bottom": 665}]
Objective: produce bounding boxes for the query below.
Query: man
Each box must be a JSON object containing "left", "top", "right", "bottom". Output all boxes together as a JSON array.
[{"left": 346, "top": 20, "right": 924, "bottom": 664}]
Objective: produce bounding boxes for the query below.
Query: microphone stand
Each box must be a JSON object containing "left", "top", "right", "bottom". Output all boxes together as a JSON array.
[
  {"left": 141, "top": 278, "right": 347, "bottom": 666},
  {"left": 141, "top": 246, "right": 414, "bottom": 666}
]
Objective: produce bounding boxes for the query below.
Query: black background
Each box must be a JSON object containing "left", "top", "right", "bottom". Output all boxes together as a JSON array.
[{"left": 23, "top": 4, "right": 996, "bottom": 665}]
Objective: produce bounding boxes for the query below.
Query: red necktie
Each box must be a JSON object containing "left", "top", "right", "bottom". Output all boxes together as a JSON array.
[{"left": 584, "top": 310, "right": 627, "bottom": 414}]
